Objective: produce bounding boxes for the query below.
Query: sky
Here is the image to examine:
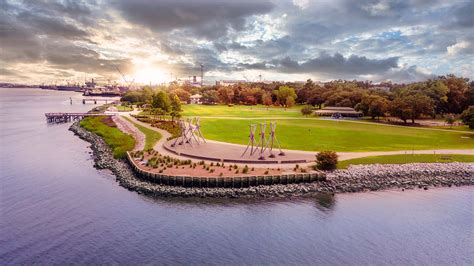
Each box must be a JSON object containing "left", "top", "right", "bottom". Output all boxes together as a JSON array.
[{"left": 0, "top": 0, "right": 473, "bottom": 85}]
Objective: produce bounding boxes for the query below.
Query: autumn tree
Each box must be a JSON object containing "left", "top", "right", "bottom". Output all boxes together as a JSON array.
[
  {"left": 274, "top": 86, "right": 297, "bottom": 107},
  {"left": 390, "top": 94, "right": 434, "bottom": 123},
  {"left": 460, "top": 106, "right": 474, "bottom": 129},
  {"left": 439, "top": 74, "right": 469, "bottom": 113},
  {"left": 355, "top": 95, "right": 389, "bottom": 119},
  {"left": 262, "top": 92, "right": 273, "bottom": 106},
  {"left": 171, "top": 88, "right": 191, "bottom": 103},
  {"left": 217, "top": 87, "right": 234, "bottom": 104}
]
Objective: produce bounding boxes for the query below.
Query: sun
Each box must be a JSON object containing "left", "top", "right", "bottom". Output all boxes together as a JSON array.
[{"left": 133, "top": 67, "right": 170, "bottom": 85}]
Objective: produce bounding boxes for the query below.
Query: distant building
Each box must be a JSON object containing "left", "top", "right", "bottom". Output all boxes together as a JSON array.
[
  {"left": 314, "top": 107, "right": 363, "bottom": 118},
  {"left": 216, "top": 80, "right": 247, "bottom": 86},
  {"left": 190, "top": 94, "right": 203, "bottom": 104}
]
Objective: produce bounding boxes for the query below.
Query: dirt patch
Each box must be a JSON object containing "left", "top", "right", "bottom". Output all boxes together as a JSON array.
[{"left": 131, "top": 150, "right": 309, "bottom": 177}]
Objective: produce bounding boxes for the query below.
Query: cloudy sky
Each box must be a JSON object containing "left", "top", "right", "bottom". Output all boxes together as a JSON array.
[{"left": 1, "top": 0, "right": 473, "bottom": 85}]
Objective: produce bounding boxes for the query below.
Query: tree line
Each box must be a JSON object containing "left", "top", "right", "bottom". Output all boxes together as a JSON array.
[{"left": 121, "top": 74, "right": 474, "bottom": 126}]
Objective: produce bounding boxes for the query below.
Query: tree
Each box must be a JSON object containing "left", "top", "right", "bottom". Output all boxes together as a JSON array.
[
  {"left": 445, "top": 114, "right": 456, "bottom": 128},
  {"left": 301, "top": 106, "right": 313, "bottom": 116},
  {"left": 151, "top": 91, "right": 171, "bottom": 120},
  {"left": 389, "top": 98, "right": 412, "bottom": 123},
  {"left": 170, "top": 94, "right": 182, "bottom": 121},
  {"left": 201, "top": 90, "right": 218, "bottom": 104},
  {"left": 307, "top": 86, "right": 325, "bottom": 109},
  {"left": 285, "top": 96, "right": 295, "bottom": 107},
  {"left": 460, "top": 106, "right": 474, "bottom": 129},
  {"left": 315, "top": 151, "right": 338, "bottom": 171},
  {"left": 274, "top": 86, "right": 297, "bottom": 107},
  {"left": 171, "top": 89, "right": 191, "bottom": 103},
  {"left": 439, "top": 74, "right": 469, "bottom": 113},
  {"left": 217, "top": 87, "right": 234, "bottom": 104},
  {"left": 390, "top": 94, "right": 434, "bottom": 123},
  {"left": 262, "top": 92, "right": 273, "bottom": 106},
  {"left": 356, "top": 95, "right": 389, "bottom": 119}
]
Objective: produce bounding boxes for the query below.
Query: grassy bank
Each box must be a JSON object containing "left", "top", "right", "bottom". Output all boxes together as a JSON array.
[
  {"left": 199, "top": 118, "right": 474, "bottom": 152},
  {"left": 338, "top": 154, "right": 474, "bottom": 169},
  {"left": 123, "top": 117, "right": 162, "bottom": 150},
  {"left": 80, "top": 116, "right": 135, "bottom": 158}
]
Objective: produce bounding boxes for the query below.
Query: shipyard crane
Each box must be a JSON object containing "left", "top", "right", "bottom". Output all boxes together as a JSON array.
[{"left": 114, "top": 65, "right": 135, "bottom": 87}]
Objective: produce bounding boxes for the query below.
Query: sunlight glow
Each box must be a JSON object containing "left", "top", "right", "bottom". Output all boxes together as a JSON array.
[{"left": 133, "top": 67, "right": 170, "bottom": 85}]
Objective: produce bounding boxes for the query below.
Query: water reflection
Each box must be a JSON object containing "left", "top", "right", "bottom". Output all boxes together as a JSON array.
[{"left": 314, "top": 192, "right": 336, "bottom": 212}]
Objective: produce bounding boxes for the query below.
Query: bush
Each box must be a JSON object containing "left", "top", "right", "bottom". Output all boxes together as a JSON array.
[
  {"left": 242, "top": 165, "right": 249, "bottom": 174},
  {"left": 460, "top": 106, "right": 474, "bottom": 129},
  {"left": 301, "top": 106, "right": 313, "bottom": 116},
  {"left": 315, "top": 151, "right": 338, "bottom": 170}
]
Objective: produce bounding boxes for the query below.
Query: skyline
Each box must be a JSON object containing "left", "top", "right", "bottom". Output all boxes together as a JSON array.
[{"left": 1, "top": 0, "right": 473, "bottom": 85}]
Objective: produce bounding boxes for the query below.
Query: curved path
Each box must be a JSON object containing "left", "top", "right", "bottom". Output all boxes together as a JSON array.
[{"left": 116, "top": 112, "right": 474, "bottom": 168}]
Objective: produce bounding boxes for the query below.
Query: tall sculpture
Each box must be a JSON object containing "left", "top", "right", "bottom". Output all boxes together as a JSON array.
[
  {"left": 241, "top": 124, "right": 257, "bottom": 157},
  {"left": 171, "top": 117, "right": 206, "bottom": 148},
  {"left": 263, "top": 122, "right": 284, "bottom": 157}
]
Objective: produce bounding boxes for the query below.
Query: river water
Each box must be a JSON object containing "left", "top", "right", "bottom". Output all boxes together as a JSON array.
[{"left": 0, "top": 88, "right": 473, "bottom": 264}]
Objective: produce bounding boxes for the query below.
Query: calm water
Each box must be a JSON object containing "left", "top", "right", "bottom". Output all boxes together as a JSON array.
[{"left": 0, "top": 88, "right": 473, "bottom": 265}]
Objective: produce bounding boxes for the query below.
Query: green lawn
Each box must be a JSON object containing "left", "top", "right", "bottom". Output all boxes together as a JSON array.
[
  {"left": 338, "top": 154, "right": 474, "bottom": 169},
  {"left": 181, "top": 104, "right": 303, "bottom": 118},
  {"left": 123, "top": 117, "right": 162, "bottom": 150},
  {"left": 430, "top": 125, "right": 472, "bottom": 132},
  {"left": 199, "top": 118, "right": 474, "bottom": 152},
  {"left": 116, "top": 105, "right": 133, "bottom": 112},
  {"left": 80, "top": 116, "right": 136, "bottom": 158}
]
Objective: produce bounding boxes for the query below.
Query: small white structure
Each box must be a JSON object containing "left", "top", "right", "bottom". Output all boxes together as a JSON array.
[{"left": 190, "top": 94, "right": 202, "bottom": 104}]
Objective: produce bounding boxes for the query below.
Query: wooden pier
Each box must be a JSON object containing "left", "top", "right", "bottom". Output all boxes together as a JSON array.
[
  {"left": 45, "top": 112, "right": 115, "bottom": 123},
  {"left": 82, "top": 98, "right": 117, "bottom": 104}
]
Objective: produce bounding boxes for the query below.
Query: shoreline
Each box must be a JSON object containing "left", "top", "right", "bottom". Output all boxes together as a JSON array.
[{"left": 69, "top": 121, "right": 473, "bottom": 198}]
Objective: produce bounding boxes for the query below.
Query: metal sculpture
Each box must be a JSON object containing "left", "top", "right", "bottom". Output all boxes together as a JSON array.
[
  {"left": 240, "top": 122, "right": 284, "bottom": 159},
  {"left": 171, "top": 117, "right": 206, "bottom": 148},
  {"left": 241, "top": 124, "right": 257, "bottom": 157},
  {"left": 192, "top": 117, "right": 206, "bottom": 144},
  {"left": 254, "top": 123, "right": 267, "bottom": 160},
  {"left": 171, "top": 119, "right": 191, "bottom": 147},
  {"left": 263, "top": 122, "right": 285, "bottom": 157}
]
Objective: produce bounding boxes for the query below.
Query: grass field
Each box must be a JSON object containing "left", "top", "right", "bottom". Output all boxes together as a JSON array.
[
  {"left": 123, "top": 117, "right": 162, "bottom": 150},
  {"left": 199, "top": 118, "right": 474, "bottom": 152},
  {"left": 116, "top": 105, "right": 133, "bottom": 112},
  {"left": 338, "top": 154, "right": 474, "bottom": 169},
  {"left": 182, "top": 104, "right": 303, "bottom": 118},
  {"left": 80, "top": 116, "right": 135, "bottom": 158}
]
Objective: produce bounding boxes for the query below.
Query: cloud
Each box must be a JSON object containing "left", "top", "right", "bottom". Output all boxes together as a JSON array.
[
  {"left": 271, "top": 53, "right": 399, "bottom": 75},
  {"left": 115, "top": 0, "right": 274, "bottom": 39},
  {"left": 447, "top": 41, "right": 472, "bottom": 56},
  {"left": 0, "top": 0, "right": 473, "bottom": 84},
  {"left": 375, "top": 65, "right": 435, "bottom": 83}
]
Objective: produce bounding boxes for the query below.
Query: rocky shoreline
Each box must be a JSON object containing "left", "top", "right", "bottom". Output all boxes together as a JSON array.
[{"left": 69, "top": 121, "right": 474, "bottom": 198}]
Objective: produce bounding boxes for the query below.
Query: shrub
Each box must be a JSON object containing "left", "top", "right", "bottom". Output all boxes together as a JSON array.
[
  {"left": 315, "top": 151, "right": 338, "bottom": 170},
  {"left": 460, "top": 106, "right": 474, "bottom": 129},
  {"left": 242, "top": 165, "right": 249, "bottom": 174},
  {"left": 301, "top": 106, "right": 313, "bottom": 116}
]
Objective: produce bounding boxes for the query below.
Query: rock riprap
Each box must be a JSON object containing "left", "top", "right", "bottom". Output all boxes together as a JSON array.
[{"left": 70, "top": 121, "right": 474, "bottom": 198}]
